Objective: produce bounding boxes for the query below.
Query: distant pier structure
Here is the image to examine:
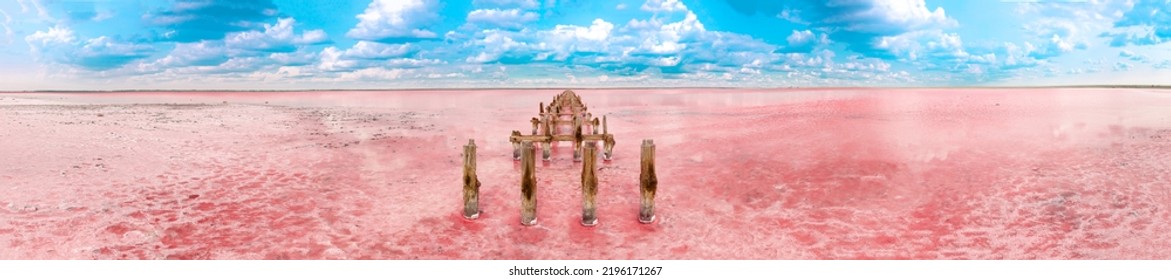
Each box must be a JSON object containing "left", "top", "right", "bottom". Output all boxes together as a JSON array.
[{"left": 509, "top": 89, "right": 616, "bottom": 162}]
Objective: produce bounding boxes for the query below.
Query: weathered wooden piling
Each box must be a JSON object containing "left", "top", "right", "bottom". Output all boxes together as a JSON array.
[
  {"left": 541, "top": 115, "right": 552, "bottom": 161},
  {"left": 511, "top": 131, "right": 522, "bottom": 160},
  {"left": 572, "top": 116, "right": 583, "bottom": 162},
  {"left": 462, "top": 139, "right": 480, "bottom": 219},
  {"left": 639, "top": 139, "right": 657, "bottom": 224},
  {"left": 520, "top": 141, "right": 538, "bottom": 226},
  {"left": 581, "top": 142, "right": 599, "bottom": 226},
  {"left": 602, "top": 115, "right": 613, "bottom": 160}
]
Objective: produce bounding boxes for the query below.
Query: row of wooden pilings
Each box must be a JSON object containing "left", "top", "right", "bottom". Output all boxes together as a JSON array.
[{"left": 461, "top": 139, "right": 657, "bottom": 226}]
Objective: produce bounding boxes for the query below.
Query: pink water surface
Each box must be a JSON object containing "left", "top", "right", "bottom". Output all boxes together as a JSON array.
[{"left": 1, "top": 88, "right": 1169, "bottom": 259}]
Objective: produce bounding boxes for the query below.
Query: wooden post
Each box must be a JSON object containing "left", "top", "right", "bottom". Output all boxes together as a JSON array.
[
  {"left": 520, "top": 141, "right": 538, "bottom": 226},
  {"left": 462, "top": 139, "right": 480, "bottom": 219},
  {"left": 602, "top": 115, "right": 613, "bottom": 161},
  {"left": 530, "top": 117, "right": 540, "bottom": 135},
  {"left": 539, "top": 102, "right": 544, "bottom": 114},
  {"left": 603, "top": 135, "right": 615, "bottom": 161},
  {"left": 603, "top": 115, "right": 608, "bottom": 134},
  {"left": 541, "top": 115, "right": 552, "bottom": 161},
  {"left": 511, "top": 131, "right": 522, "bottom": 161},
  {"left": 572, "top": 116, "right": 583, "bottom": 162},
  {"left": 639, "top": 139, "right": 657, "bottom": 224},
  {"left": 581, "top": 142, "right": 599, "bottom": 226}
]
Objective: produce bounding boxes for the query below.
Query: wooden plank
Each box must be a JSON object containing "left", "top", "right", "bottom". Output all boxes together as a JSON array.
[
  {"left": 511, "top": 133, "right": 613, "bottom": 143},
  {"left": 511, "top": 135, "right": 552, "bottom": 142}
]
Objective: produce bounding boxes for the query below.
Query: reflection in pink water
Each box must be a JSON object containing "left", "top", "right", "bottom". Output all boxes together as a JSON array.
[{"left": 1, "top": 88, "right": 1169, "bottom": 259}]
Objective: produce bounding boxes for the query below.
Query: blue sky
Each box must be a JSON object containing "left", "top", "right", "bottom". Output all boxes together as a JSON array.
[{"left": 1, "top": 0, "right": 1169, "bottom": 90}]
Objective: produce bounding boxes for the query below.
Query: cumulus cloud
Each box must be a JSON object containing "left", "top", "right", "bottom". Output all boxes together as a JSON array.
[
  {"left": 1105, "top": 0, "right": 1171, "bottom": 46},
  {"left": 25, "top": 25, "right": 75, "bottom": 46},
  {"left": 347, "top": 0, "right": 441, "bottom": 43},
  {"left": 226, "top": 18, "right": 329, "bottom": 52},
  {"left": 641, "top": 0, "right": 687, "bottom": 12},
  {"left": 156, "top": 41, "right": 229, "bottom": 67},
  {"left": 472, "top": 0, "right": 539, "bottom": 9},
  {"left": 873, "top": 30, "right": 968, "bottom": 61},
  {"left": 25, "top": 26, "right": 153, "bottom": 71},
  {"left": 782, "top": 29, "right": 829, "bottom": 53},
  {"left": 26, "top": 30, "right": 154, "bottom": 71},
  {"left": 467, "top": 9, "right": 539, "bottom": 30},
  {"left": 538, "top": 18, "right": 614, "bottom": 58},
  {"left": 343, "top": 41, "right": 415, "bottom": 60},
  {"left": 464, "top": 29, "right": 532, "bottom": 64}
]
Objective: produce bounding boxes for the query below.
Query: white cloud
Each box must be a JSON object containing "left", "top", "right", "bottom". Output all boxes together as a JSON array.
[
  {"left": 467, "top": 9, "right": 539, "bottom": 29},
  {"left": 873, "top": 0, "right": 954, "bottom": 31},
  {"left": 226, "top": 18, "right": 328, "bottom": 52},
  {"left": 1018, "top": 0, "right": 1129, "bottom": 48},
  {"left": 269, "top": 49, "right": 317, "bottom": 66},
  {"left": 472, "top": 0, "right": 539, "bottom": 9},
  {"left": 809, "top": 0, "right": 955, "bottom": 35},
  {"left": 25, "top": 26, "right": 75, "bottom": 47},
  {"left": 641, "top": 0, "right": 687, "bottom": 13},
  {"left": 79, "top": 36, "right": 152, "bottom": 56},
  {"left": 626, "top": 11, "right": 705, "bottom": 55},
  {"left": 784, "top": 29, "right": 829, "bottom": 51},
  {"left": 347, "top": 0, "right": 441, "bottom": 41},
  {"left": 616, "top": 3, "right": 627, "bottom": 10},
  {"left": 343, "top": 41, "right": 414, "bottom": 60},
  {"left": 297, "top": 30, "right": 328, "bottom": 45},
  {"left": 464, "top": 29, "right": 529, "bottom": 63},
  {"left": 787, "top": 30, "right": 814, "bottom": 46},
  {"left": 318, "top": 47, "right": 358, "bottom": 71}
]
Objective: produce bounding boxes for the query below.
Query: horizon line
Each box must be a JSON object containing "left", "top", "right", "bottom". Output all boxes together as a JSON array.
[{"left": 3, "top": 84, "right": 1171, "bottom": 93}]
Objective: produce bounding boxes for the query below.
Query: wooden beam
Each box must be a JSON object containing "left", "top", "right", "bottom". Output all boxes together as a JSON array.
[
  {"left": 639, "top": 139, "right": 657, "bottom": 224},
  {"left": 510, "top": 133, "right": 613, "bottom": 143}
]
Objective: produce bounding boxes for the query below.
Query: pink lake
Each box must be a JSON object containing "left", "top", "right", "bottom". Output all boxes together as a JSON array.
[{"left": 1, "top": 88, "right": 1169, "bottom": 259}]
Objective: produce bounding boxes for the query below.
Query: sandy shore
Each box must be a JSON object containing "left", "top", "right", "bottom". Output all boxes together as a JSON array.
[{"left": 1, "top": 88, "right": 1169, "bottom": 259}]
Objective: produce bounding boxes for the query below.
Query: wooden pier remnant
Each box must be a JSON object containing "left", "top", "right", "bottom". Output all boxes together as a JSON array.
[
  {"left": 639, "top": 139, "right": 657, "bottom": 224},
  {"left": 520, "top": 141, "right": 538, "bottom": 226},
  {"left": 581, "top": 142, "right": 599, "bottom": 226},
  {"left": 462, "top": 139, "right": 481, "bottom": 219},
  {"left": 509, "top": 89, "right": 615, "bottom": 162}
]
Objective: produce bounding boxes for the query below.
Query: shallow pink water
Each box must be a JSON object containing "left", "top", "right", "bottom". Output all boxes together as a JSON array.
[{"left": 1, "top": 88, "right": 1169, "bottom": 259}]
